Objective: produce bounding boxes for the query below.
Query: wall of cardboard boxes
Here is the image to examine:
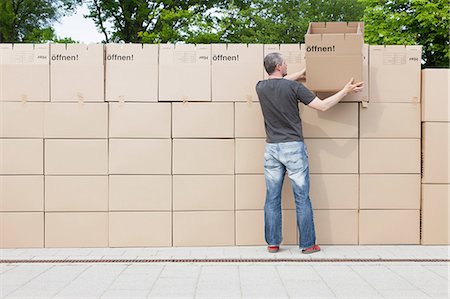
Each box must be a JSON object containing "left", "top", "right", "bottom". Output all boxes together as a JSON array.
[{"left": 0, "top": 43, "right": 448, "bottom": 248}]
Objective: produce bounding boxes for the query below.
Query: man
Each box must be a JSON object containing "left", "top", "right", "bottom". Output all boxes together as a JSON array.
[{"left": 256, "top": 52, "right": 363, "bottom": 254}]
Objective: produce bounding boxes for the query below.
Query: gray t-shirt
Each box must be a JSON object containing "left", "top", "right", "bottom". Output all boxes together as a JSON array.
[{"left": 256, "top": 78, "right": 315, "bottom": 143}]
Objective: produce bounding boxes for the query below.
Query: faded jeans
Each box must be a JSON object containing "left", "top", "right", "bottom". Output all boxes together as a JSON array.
[{"left": 264, "top": 141, "right": 316, "bottom": 248}]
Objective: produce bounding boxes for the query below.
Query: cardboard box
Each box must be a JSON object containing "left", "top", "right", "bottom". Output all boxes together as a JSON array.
[
  {"left": 105, "top": 44, "right": 158, "bottom": 102},
  {"left": 0, "top": 212, "right": 44, "bottom": 248},
  {"left": 0, "top": 44, "right": 49, "bottom": 102},
  {"left": 235, "top": 139, "right": 266, "bottom": 174},
  {"left": 421, "top": 184, "right": 450, "bottom": 245},
  {"left": 172, "top": 139, "right": 234, "bottom": 174},
  {"left": 234, "top": 102, "right": 265, "bottom": 138},
  {"left": 359, "top": 139, "right": 420, "bottom": 174},
  {"left": 45, "top": 139, "right": 108, "bottom": 175},
  {"left": 212, "top": 44, "right": 263, "bottom": 102},
  {"left": 305, "top": 139, "right": 358, "bottom": 174},
  {"left": 109, "top": 175, "right": 171, "bottom": 211},
  {"left": 360, "top": 174, "right": 420, "bottom": 209},
  {"left": 263, "top": 44, "right": 306, "bottom": 79},
  {"left": 301, "top": 103, "right": 358, "bottom": 138},
  {"left": 45, "top": 176, "right": 108, "bottom": 211},
  {"left": 45, "top": 212, "right": 108, "bottom": 247},
  {"left": 159, "top": 44, "right": 211, "bottom": 102},
  {"left": 314, "top": 210, "right": 358, "bottom": 244},
  {"left": 359, "top": 210, "right": 420, "bottom": 244},
  {"left": 173, "top": 175, "right": 234, "bottom": 211},
  {"left": 235, "top": 174, "right": 295, "bottom": 210},
  {"left": 0, "top": 176, "right": 43, "bottom": 212},
  {"left": 305, "top": 22, "right": 364, "bottom": 91},
  {"left": 109, "top": 103, "right": 171, "bottom": 138},
  {"left": 421, "top": 69, "right": 450, "bottom": 122},
  {"left": 235, "top": 210, "right": 297, "bottom": 245},
  {"left": 0, "top": 139, "right": 43, "bottom": 174},
  {"left": 172, "top": 102, "right": 234, "bottom": 138},
  {"left": 44, "top": 102, "right": 108, "bottom": 138},
  {"left": 50, "top": 44, "right": 104, "bottom": 102},
  {"left": 109, "top": 139, "right": 171, "bottom": 174},
  {"left": 422, "top": 122, "right": 450, "bottom": 183},
  {"left": 173, "top": 211, "right": 234, "bottom": 246},
  {"left": 0, "top": 102, "right": 44, "bottom": 137},
  {"left": 360, "top": 103, "right": 421, "bottom": 138},
  {"left": 369, "top": 45, "right": 422, "bottom": 102},
  {"left": 109, "top": 212, "right": 171, "bottom": 247},
  {"left": 310, "top": 174, "right": 358, "bottom": 209},
  {"left": 316, "top": 44, "right": 369, "bottom": 102}
]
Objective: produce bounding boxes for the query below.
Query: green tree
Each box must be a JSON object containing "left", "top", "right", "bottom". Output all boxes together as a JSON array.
[
  {"left": 360, "top": 0, "right": 449, "bottom": 67},
  {"left": 0, "top": 0, "right": 78, "bottom": 43}
]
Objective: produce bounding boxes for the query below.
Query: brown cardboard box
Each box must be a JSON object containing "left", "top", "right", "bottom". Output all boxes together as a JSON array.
[
  {"left": 44, "top": 102, "right": 108, "bottom": 138},
  {"left": 234, "top": 102, "right": 265, "bottom": 138},
  {"left": 173, "top": 175, "right": 234, "bottom": 211},
  {"left": 172, "top": 139, "right": 234, "bottom": 174},
  {"left": 159, "top": 44, "right": 211, "bottom": 102},
  {"left": 422, "top": 122, "right": 450, "bottom": 183},
  {"left": 105, "top": 44, "right": 158, "bottom": 102},
  {"left": 314, "top": 210, "right": 358, "bottom": 244},
  {"left": 301, "top": 103, "right": 358, "bottom": 138},
  {"left": 235, "top": 174, "right": 295, "bottom": 210},
  {"left": 212, "top": 44, "right": 263, "bottom": 102},
  {"left": 369, "top": 45, "right": 422, "bottom": 102},
  {"left": 360, "top": 103, "right": 421, "bottom": 138},
  {"left": 305, "top": 139, "right": 358, "bottom": 174},
  {"left": 172, "top": 103, "right": 234, "bottom": 138},
  {"left": 264, "top": 44, "right": 306, "bottom": 79},
  {"left": 0, "top": 44, "right": 49, "bottom": 102},
  {"left": 109, "top": 175, "right": 171, "bottom": 211},
  {"left": 235, "top": 210, "right": 297, "bottom": 245},
  {"left": 0, "top": 139, "right": 43, "bottom": 174},
  {"left": 360, "top": 174, "right": 420, "bottom": 209},
  {"left": 0, "top": 176, "right": 43, "bottom": 211},
  {"left": 421, "top": 69, "right": 450, "bottom": 122},
  {"left": 310, "top": 174, "right": 358, "bottom": 209},
  {"left": 109, "top": 103, "right": 171, "bottom": 138},
  {"left": 109, "top": 139, "right": 171, "bottom": 175},
  {"left": 0, "top": 102, "right": 44, "bottom": 137},
  {"left": 359, "top": 210, "right": 420, "bottom": 244},
  {"left": 0, "top": 212, "right": 44, "bottom": 248},
  {"left": 173, "top": 211, "right": 234, "bottom": 246},
  {"left": 45, "top": 176, "right": 108, "bottom": 211},
  {"left": 45, "top": 212, "right": 108, "bottom": 247},
  {"left": 50, "top": 43, "right": 104, "bottom": 102},
  {"left": 359, "top": 139, "right": 420, "bottom": 174},
  {"left": 421, "top": 184, "right": 450, "bottom": 245},
  {"left": 316, "top": 44, "right": 369, "bottom": 103},
  {"left": 45, "top": 139, "right": 108, "bottom": 175},
  {"left": 305, "top": 22, "right": 364, "bottom": 91},
  {"left": 235, "top": 139, "right": 265, "bottom": 174},
  {"left": 109, "top": 212, "right": 171, "bottom": 247}
]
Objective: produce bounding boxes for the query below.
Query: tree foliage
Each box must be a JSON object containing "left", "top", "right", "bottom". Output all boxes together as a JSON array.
[{"left": 360, "top": 0, "right": 449, "bottom": 67}]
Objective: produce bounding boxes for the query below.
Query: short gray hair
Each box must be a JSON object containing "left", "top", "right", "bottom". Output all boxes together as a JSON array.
[{"left": 264, "top": 52, "right": 284, "bottom": 75}]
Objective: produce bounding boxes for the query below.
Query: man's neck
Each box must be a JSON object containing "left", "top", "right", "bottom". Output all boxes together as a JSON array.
[{"left": 268, "top": 73, "right": 284, "bottom": 79}]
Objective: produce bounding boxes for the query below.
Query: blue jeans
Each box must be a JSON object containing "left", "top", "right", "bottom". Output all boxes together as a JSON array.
[{"left": 264, "top": 141, "right": 316, "bottom": 248}]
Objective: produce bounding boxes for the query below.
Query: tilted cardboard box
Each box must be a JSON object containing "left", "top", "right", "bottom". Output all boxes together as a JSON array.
[
  {"left": 50, "top": 43, "right": 104, "bottom": 102},
  {"left": 159, "top": 44, "right": 211, "bottom": 102},
  {"left": 305, "top": 22, "right": 364, "bottom": 91},
  {"left": 0, "top": 44, "right": 49, "bottom": 102},
  {"left": 421, "top": 69, "right": 450, "bottom": 122},
  {"left": 422, "top": 122, "right": 450, "bottom": 183},
  {"left": 212, "top": 44, "right": 263, "bottom": 102},
  {"left": 105, "top": 43, "right": 158, "bottom": 102}
]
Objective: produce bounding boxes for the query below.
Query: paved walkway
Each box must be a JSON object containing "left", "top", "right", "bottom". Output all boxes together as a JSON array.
[{"left": 0, "top": 245, "right": 449, "bottom": 298}]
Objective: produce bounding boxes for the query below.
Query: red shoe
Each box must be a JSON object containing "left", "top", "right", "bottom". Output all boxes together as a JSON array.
[
  {"left": 267, "top": 245, "right": 279, "bottom": 253},
  {"left": 302, "top": 244, "right": 321, "bottom": 254}
]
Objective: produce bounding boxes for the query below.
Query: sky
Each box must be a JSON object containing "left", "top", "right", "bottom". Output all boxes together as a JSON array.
[{"left": 53, "top": 3, "right": 105, "bottom": 43}]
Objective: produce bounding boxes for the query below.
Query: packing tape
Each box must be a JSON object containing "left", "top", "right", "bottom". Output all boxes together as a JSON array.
[
  {"left": 361, "top": 98, "right": 369, "bottom": 108},
  {"left": 118, "top": 95, "right": 125, "bottom": 104},
  {"left": 20, "top": 94, "right": 27, "bottom": 103},
  {"left": 246, "top": 95, "right": 252, "bottom": 103},
  {"left": 182, "top": 96, "right": 188, "bottom": 104},
  {"left": 77, "top": 92, "right": 84, "bottom": 103}
]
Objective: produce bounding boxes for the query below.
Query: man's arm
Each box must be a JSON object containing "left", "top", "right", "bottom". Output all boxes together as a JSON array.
[
  {"left": 285, "top": 68, "right": 306, "bottom": 82},
  {"left": 307, "top": 78, "right": 364, "bottom": 112}
]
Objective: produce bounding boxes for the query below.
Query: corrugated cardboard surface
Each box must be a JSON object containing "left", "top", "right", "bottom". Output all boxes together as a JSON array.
[
  {"left": 0, "top": 139, "right": 43, "bottom": 175},
  {"left": 235, "top": 139, "right": 266, "bottom": 174},
  {"left": 422, "top": 122, "right": 450, "bottom": 183},
  {"left": 314, "top": 210, "right": 358, "bottom": 245},
  {"left": 421, "top": 184, "right": 450, "bottom": 245},
  {"left": 0, "top": 212, "right": 44, "bottom": 248},
  {"left": 0, "top": 176, "right": 44, "bottom": 211},
  {"left": 421, "top": 69, "right": 450, "bottom": 122},
  {"left": 0, "top": 102, "right": 44, "bottom": 137},
  {"left": 234, "top": 102, "right": 265, "bottom": 138},
  {"left": 310, "top": 174, "right": 358, "bottom": 209}
]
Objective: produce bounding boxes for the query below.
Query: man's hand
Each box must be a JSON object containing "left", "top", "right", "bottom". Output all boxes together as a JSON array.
[
  {"left": 343, "top": 78, "right": 364, "bottom": 95},
  {"left": 285, "top": 68, "right": 306, "bottom": 82}
]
